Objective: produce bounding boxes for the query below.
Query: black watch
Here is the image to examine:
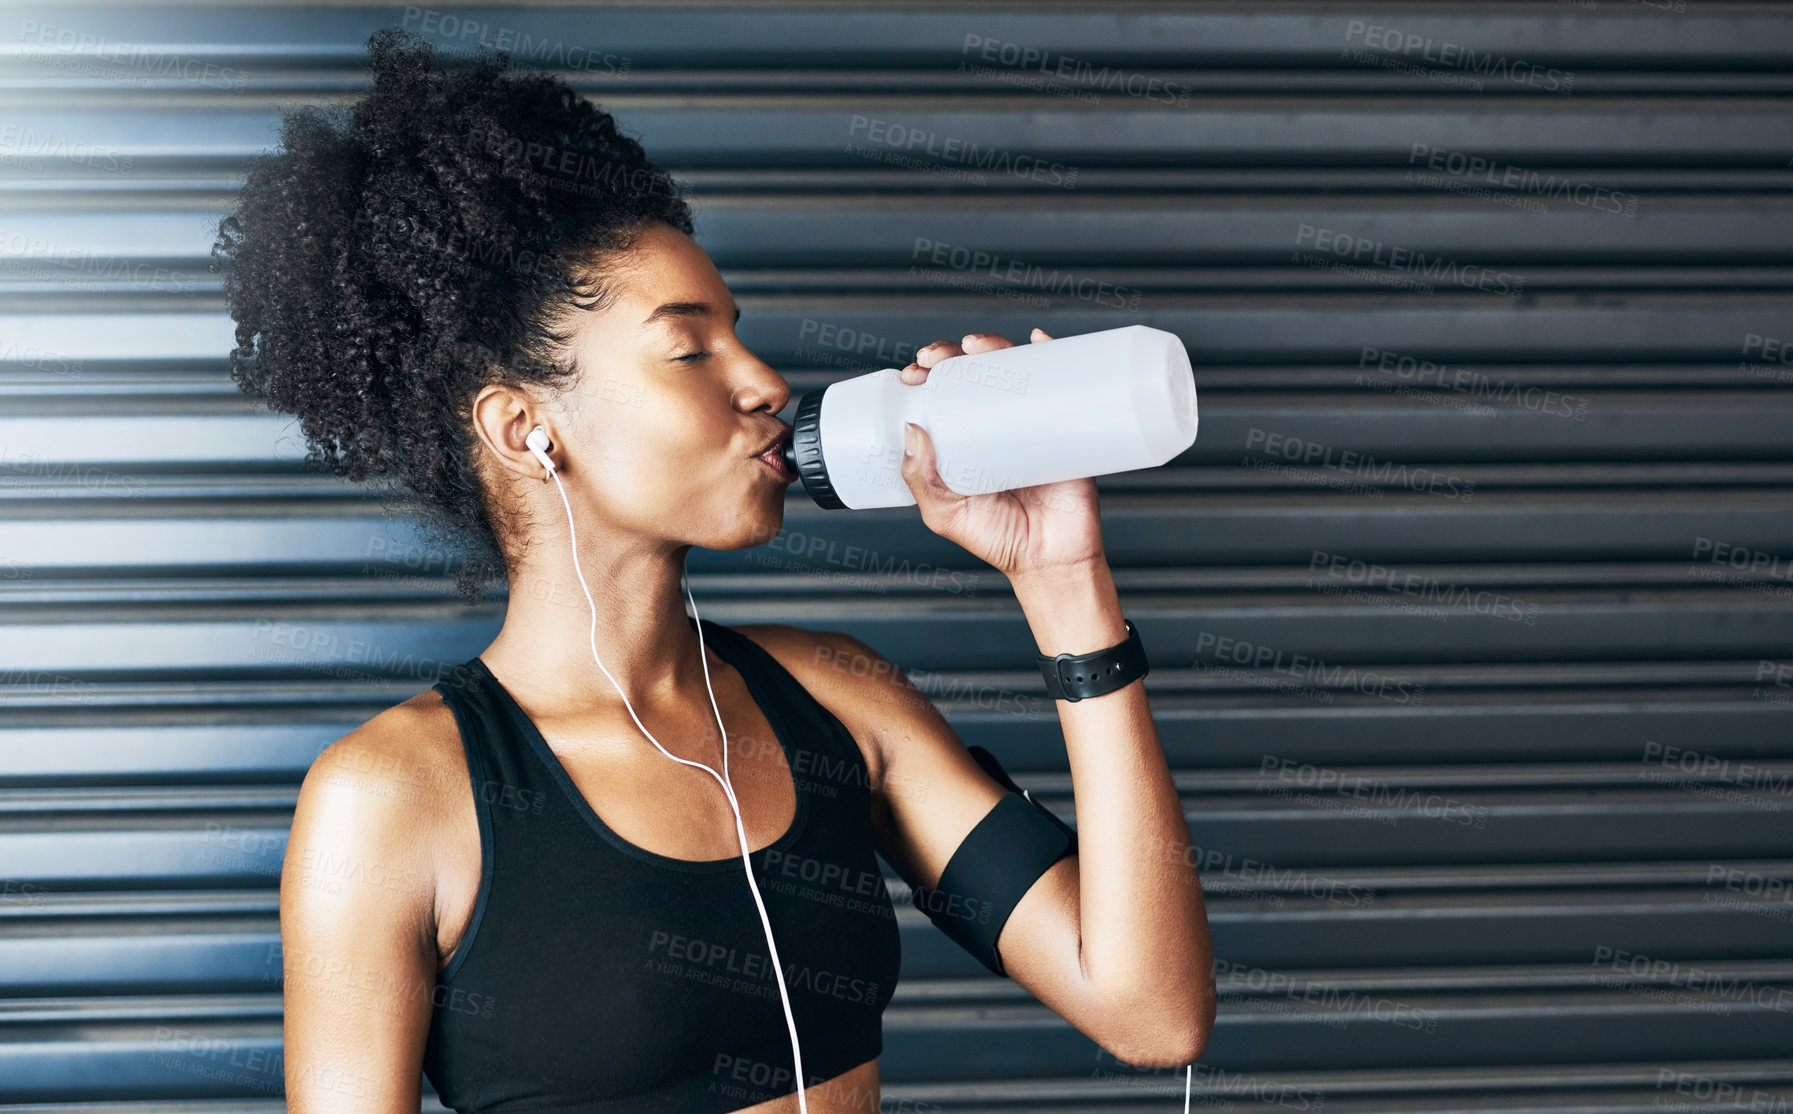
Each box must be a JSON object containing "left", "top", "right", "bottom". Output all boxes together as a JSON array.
[{"left": 1036, "top": 619, "right": 1149, "bottom": 703}]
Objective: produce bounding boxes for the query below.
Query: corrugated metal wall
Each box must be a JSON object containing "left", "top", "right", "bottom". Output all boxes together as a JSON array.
[{"left": 4, "top": 1, "right": 1793, "bottom": 1109}]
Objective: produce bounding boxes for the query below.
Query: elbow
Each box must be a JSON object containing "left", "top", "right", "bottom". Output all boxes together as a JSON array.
[
  {"left": 1166, "top": 987, "right": 1217, "bottom": 1067},
  {"left": 1173, "top": 1002, "right": 1216, "bottom": 1066},
  {"left": 1104, "top": 981, "right": 1216, "bottom": 1068}
]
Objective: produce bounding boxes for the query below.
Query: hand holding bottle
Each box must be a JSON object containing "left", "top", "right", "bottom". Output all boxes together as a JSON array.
[{"left": 898, "top": 327, "right": 1107, "bottom": 580}]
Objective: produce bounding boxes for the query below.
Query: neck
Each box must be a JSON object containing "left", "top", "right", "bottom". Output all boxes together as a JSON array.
[{"left": 480, "top": 537, "right": 715, "bottom": 717}]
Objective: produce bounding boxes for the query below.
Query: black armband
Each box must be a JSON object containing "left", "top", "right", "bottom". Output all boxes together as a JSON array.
[{"left": 909, "top": 745, "right": 1077, "bottom": 977}]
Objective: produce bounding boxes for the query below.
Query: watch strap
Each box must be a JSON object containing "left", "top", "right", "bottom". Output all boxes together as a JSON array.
[{"left": 1035, "top": 618, "right": 1148, "bottom": 703}]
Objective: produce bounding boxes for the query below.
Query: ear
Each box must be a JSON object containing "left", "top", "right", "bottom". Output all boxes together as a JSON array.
[{"left": 472, "top": 384, "right": 553, "bottom": 480}]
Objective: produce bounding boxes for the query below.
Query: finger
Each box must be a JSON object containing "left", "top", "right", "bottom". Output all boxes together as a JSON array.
[
  {"left": 1031, "top": 327, "right": 1055, "bottom": 342},
  {"left": 961, "top": 331, "right": 1018, "bottom": 354},
  {"left": 916, "top": 339, "right": 961, "bottom": 369}
]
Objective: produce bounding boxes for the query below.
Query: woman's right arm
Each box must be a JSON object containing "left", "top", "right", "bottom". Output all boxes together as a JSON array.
[{"left": 279, "top": 703, "right": 458, "bottom": 1110}]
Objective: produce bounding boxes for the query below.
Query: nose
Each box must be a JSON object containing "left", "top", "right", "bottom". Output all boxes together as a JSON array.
[{"left": 731, "top": 356, "right": 792, "bottom": 416}]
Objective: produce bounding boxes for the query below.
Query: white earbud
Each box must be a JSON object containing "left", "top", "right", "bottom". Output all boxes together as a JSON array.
[{"left": 525, "top": 425, "right": 555, "bottom": 478}]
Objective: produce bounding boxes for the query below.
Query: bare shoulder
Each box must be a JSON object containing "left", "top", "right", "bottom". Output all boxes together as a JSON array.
[
  {"left": 301, "top": 686, "right": 467, "bottom": 819},
  {"left": 286, "top": 685, "right": 473, "bottom": 918},
  {"left": 728, "top": 622, "right": 938, "bottom": 786}
]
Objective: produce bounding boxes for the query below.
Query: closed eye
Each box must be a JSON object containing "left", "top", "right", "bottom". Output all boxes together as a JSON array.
[{"left": 674, "top": 351, "right": 709, "bottom": 363}]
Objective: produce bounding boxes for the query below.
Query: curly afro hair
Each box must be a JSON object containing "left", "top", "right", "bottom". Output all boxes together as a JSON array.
[{"left": 210, "top": 27, "right": 695, "bottom": 602}]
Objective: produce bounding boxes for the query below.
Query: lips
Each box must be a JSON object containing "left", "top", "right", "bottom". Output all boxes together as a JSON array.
[
  {"left": 751, "top": 425, "right": 796, "bottom": 483},
  {"left": 758, "top": 444, "right": 797, "bottom": 483},
  {"left": 751, "top": 425, "right": 793, "bottom": 461}
]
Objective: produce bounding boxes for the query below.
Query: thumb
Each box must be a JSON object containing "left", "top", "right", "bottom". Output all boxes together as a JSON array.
[{"left": 901, "top": 421, "right": 960, "bottom": 509}]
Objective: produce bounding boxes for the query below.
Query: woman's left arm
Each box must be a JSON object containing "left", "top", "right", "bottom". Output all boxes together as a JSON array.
[
  {"left": 1005, "top": 555, "right": 1216, "bottom": 1066},
  {"left": 888, "top": 326, "right": 1216, "bottom": 1065}
]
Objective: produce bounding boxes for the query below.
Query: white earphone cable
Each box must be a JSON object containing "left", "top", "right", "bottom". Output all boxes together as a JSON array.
[
  {"left": 532, "top": 431, "right": 1192, "bottom": 1114},
  {"left": 543, "top": 461, "right": 809, "bottom": 1114}
]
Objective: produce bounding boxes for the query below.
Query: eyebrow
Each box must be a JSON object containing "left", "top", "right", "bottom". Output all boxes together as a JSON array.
[{"left": 642, "top": 301, "right": 742, "bottom": 328}]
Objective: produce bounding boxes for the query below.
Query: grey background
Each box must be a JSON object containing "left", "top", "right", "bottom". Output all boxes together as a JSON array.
[{"left": 2, "top": 1, "right": 1792, "bottom": 1108}]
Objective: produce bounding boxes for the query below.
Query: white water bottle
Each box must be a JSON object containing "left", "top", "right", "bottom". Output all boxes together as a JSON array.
[{"left": 780, "top": 323, "right": 1198, "bottom": 510}]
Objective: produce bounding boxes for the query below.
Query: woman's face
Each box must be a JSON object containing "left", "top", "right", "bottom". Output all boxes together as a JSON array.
[{"left": 516, "top": 220, "right": 795, "bottom": 553}]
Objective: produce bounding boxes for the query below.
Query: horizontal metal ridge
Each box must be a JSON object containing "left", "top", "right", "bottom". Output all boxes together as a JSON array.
[{"left": 0, "top": 3, "right": 1790, "bottom": 66}]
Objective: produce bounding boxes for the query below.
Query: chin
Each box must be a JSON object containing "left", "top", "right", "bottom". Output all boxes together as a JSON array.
[{"left": 721, "top": 496, "right": 785, "bottom": 551}]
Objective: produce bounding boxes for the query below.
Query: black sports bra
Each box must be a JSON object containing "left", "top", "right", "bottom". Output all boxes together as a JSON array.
[{"left": 422, "top": 617, "right": 903, "bottom": 1112}]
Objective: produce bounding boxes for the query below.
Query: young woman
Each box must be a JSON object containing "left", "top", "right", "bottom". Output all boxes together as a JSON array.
[{"left": 212, "top": 27, "right": 1213, "bottom": 1114}]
